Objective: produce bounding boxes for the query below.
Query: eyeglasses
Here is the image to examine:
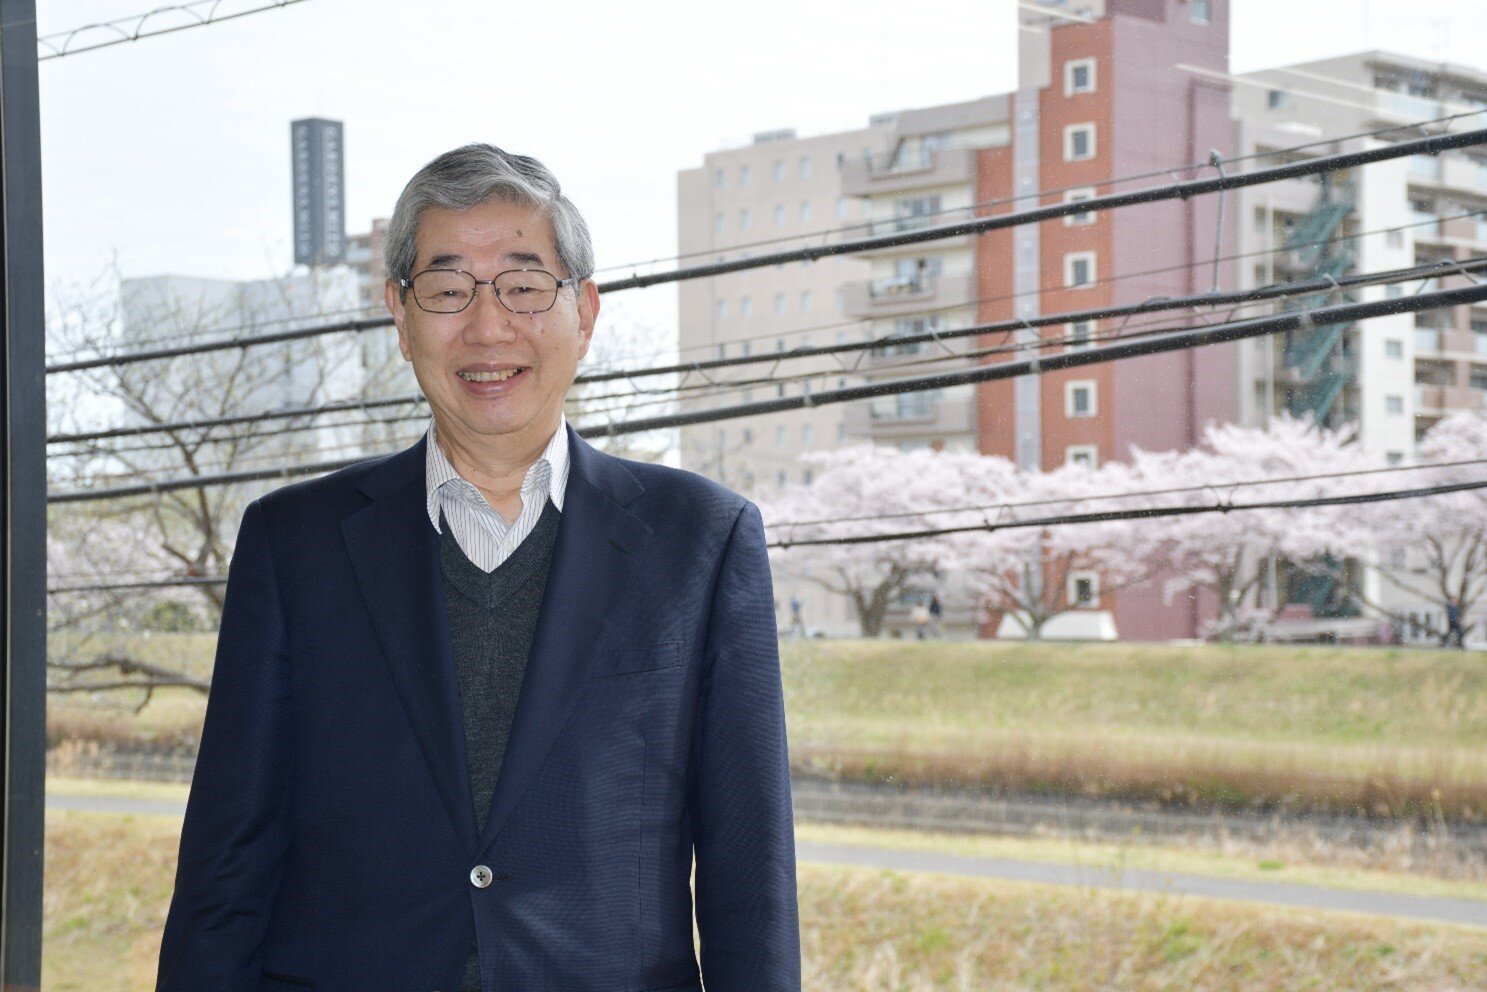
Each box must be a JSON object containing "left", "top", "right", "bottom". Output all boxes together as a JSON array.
[{"left": 399, "top": 267, "right": 585, "bottom": 315}]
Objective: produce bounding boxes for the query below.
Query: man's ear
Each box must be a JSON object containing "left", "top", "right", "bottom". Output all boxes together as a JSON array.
[
  {"left": 576, "top": 279, "right": 600, "bottom": 361},
  {"left": 386, "top": 279, "right": 413, "bottom": 362}
]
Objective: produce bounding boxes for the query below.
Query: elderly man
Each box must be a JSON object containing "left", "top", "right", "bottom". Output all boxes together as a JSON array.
[{"left": 157, "top": 144, "right": 800, "bottom": 992}]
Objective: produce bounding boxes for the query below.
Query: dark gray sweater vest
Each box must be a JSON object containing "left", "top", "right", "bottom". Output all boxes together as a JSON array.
[{"left": 439, "top": 500, "right": 561, "bottom": 992}]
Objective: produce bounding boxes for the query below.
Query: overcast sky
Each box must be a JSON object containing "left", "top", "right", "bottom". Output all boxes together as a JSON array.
[{"left": 36, "top": 0, "right": 1487, "bottom": 339}]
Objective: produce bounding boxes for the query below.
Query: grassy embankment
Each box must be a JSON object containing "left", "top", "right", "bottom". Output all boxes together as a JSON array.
[
  {"left": 48, "top": 635, "right": 1487, "bottom": 822},
  {"left": 43, "top": 805, "right": 1487, "bottom": 992}
]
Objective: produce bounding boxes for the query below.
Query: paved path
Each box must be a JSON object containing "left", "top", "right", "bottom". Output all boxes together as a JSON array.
[
  {"left": 47, "top": 793, "right": 1487, "bottom": 928},
  {"left": 797, "top": 840, "right": 1487, "bottom": 929}
]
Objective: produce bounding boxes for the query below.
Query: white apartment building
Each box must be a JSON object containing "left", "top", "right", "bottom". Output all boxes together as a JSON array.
[{"left": 1232, "top": 51, "right": 1487, "bottom": 641}]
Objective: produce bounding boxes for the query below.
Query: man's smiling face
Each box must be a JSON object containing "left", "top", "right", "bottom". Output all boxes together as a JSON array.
[{"left": 387, "top": 197, "right": 597, "bottom": 457}]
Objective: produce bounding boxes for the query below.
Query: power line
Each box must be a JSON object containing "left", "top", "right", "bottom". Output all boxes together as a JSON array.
[
  {"left": 49, "top": 249, "right": 1481, "bottom": 452},
  {"left": 593, "top": 104, "right": 1487, "bottom": 279},
  {"left": 45, "top": 281, "right": 1487, "bottom": 503},
  {"left": 769, "top": 478, "right": 1487, "bottom": 549},
  {"left": 49, "top": 468, "right": 1487, "bottom": 595},
  {"left": 44, "top": 127, "right": 1487, "bottom": 377},
  {"left": 596, "top": 126, "right": 1487, "bottom": 292},
  {"left": 37, "top": 0, "right": 311, "bottom": 61},
  {"left": 563, "top": 281, "right": 1487, "bottom": 438},
  {"left": 768, "top": 458, "right": 1487, "bottom": 529}
]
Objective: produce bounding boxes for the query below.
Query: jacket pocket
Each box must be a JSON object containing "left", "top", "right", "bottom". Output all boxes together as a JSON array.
[
  {"left": 258, "top": 971, "right": 314, "bottom": 991},
  {"left": 587, "top": 639, "right": 684, "bottom": 679}
]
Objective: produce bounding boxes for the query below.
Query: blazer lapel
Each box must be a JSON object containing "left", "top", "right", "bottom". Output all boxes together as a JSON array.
[
  {"left": 478, "top": 427, "right": 653, "bottom": 851},
  {"left": 342, "top": 439, "right": 479, "bottom": 857}
]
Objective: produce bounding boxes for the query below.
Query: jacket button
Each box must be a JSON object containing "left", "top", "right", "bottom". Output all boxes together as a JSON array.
[{"left": 470, "top": 865, "right": 493, "bottom": 888}]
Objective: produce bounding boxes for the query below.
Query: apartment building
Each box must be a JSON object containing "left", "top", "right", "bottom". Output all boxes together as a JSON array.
[
  {"left": 678, "top": 0, "right": 1234, "bottom": 640},
  {"left": 1231, "top": 51, "right": 1487, "bottom": 639}
]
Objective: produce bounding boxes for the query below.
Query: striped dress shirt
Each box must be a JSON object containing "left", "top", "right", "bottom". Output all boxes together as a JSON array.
[{"left": 423, "top": 417, "right": 570, "bottom": 573}]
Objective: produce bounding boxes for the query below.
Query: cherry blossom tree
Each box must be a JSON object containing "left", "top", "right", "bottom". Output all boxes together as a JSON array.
[
  {"left": 758, "top": 444, "right": 976, "bottom": 637},
  {"left": 941, "top": 456, "right": 1157, "bottom": 640},
  {"left": 1125, "top": 414, "right": 1372, "bottom": 640},
  {"left": 1319, "top": 410, "right": 1487, "bottom": 646}
]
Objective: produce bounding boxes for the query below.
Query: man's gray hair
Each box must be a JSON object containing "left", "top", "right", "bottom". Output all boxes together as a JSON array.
[{"left": 384, "top": 143, "right": 595, "bottom": 289}]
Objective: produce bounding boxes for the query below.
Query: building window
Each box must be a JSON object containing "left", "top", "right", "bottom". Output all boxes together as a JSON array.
[
  {"left": 835, "top": 152, "right": 845, "bottom": 171},
  {"left": 740, "top": 339, "right": 751, "bottom": 357},
  {"left": 1266, "top": 89, "right": 1292, "bottom": 110},
  {"left": 774, "top": 292, "right": 786, "bottom": 316},
  {"left": 799, "top": 201, "right": 812, "bottom": 223},
  {"left": 715, "top": 300, "right": 727, "bottom": 320},
  {"left": 1385, "top": 394, "right": 1404, "bottom": 415},
  {"left": 740, "top": 296, "right": 752, "bottom": 318},
  {"left": 1385, "top": 338, "right": 1404, "bottom": 359},
  {"left": 803, "top": 468, "right": 814, "bottom": 486},
  {"left": 714, "top": 212, "right": 725, "bottom": 235},
  {"left": 1068, "top": 571, "right": 1100, "bottom": 607},
  {"left": 1474, "top": 319, "right": 1487, "bottom": 353},
  {"left": 1064, "top": 123, "right": 1096, "bottom": 162},
  {"left": 1065, "top": 251, "right": 1097, "bottom": 288},
  {"left": 739, "top": 208, "right": 752, "bottom": 231},
  {"left": 1066, "top": 445, "right": 1098, "bottom": 468},
  {"left": 739, "top": 165, "right": 750, "bottom": 187},
  {"left": 1472, "top": 366, "right": 1487, "bottom": 391},
  {"left": 1066, "top": 380, "right": 1097, "bottom": 418},
  {"left": 742, "top": 428, "right": 753, "bottom": 445},
  {"left": 713, "top": 168, "right": 725, "bottom": 189},
  {"left": 1189, "top": 0, "right": 1211, "bottom": 24},
  {"left": 1386, "top": 451, "right": 1404, "bottom": 466},
  {"left": 1065, "top": 58, "right": 1096, "bottom": 96},
  {"left": 800, "top": 290, "right": 812, "bottom": 312},
  {"left": 802, "top": 424, "right": 813, "bottom": 445},
  {"left": 775, "top": 425, "right": 787, "bottom": 446},
  {"left": 836, "top": 197, "right": 849, "bottom": 220},
  {"left": 773, "top": 204, "right": 785, "bottom": 227},
  {"left": 799, "top": 156, "right": 811, "bottom": 179},
  {"left": 1064, "top": 187, "right": 1097, "bottom": 225},
  {"left": 773, "top": 160, "right": 785, "bottom": 182},
  {"left": 1068, "top": 321, "right": 1095, "bottom": 350},
  {"left": 777, "top": 470, "right": 788, "bottom": 489}
]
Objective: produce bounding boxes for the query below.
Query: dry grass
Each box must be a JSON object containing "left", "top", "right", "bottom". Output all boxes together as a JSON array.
[
  {"left": 44, "top": 811, "right": 178, "bottom": 992},
  {"left": 42, "top": 807, "right": 1487, "bottom": 992},
  {"left": 798, "top": 863, "right": 1487, "bottom": 991},
  {"left": 46, "top": 636, "right": 1487, "bottom": 822}
]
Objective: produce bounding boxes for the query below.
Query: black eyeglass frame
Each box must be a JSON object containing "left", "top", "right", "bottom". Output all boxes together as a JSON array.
[{"left": 398, "top": 267, "right": 587, "bottom": 315}]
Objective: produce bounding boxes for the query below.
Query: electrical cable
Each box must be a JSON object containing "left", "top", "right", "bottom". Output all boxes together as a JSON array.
[
  {"left": 45, "top": 127, "right": 1485, "bottom": 376},
  {"left": 591, "top": 104, "right": 1487, "bottom": 278},
  {"left": 45, "top": 280, "right": 1487, "bottom": 503},
  {"left": 48, "top": 236, "right": 1487, "bottom": 457},
  {"left": 37, "top": 0, "right": 311, "bottom": 60},
  {"left": 768, "top": 478, "right": 1487, "bottom": 549},
  {"left": 49, "top": 466, "right": 1487, "bottom": 594}
]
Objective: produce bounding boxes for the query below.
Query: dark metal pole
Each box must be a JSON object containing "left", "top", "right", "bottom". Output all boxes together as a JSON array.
[{"left": 0, "top": 0, "right": 46, "bottom": 988}]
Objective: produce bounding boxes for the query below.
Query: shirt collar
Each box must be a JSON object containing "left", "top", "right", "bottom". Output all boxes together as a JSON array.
[{"left": 424, "top": 416, "right": 570, "bottom": 530}]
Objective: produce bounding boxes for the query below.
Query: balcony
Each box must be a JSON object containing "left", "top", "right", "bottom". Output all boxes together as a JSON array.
[
  {"left": 842, "top": 272, "right": 976, "bottom": 319},
  {"left": 1416, "top": 384, "right": 1487, "bottom": 416},
  {"left": 840, "top": 147, "right": 978, "bottom": 198},
  {"left": 843, "top": 394, "right": 977, "bottom": 439}
]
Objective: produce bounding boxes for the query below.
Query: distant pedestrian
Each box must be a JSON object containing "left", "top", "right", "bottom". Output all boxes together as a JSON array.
[
  {"left": 910, "top": 601, "right": 931, "bottom": 640},
  {"left": 928, "top": 593, "right": 943, "bottom": 638},
  {"left": 788, "top": 594, "right": 808, "bottom": 637},
  {"left": 1443, "top": 598, "right": 1467, "bottom": 649}
]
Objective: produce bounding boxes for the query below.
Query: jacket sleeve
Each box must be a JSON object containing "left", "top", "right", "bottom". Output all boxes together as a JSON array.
[
  {"left": 157, "top": 500, "right": 293, "bottom": 992},
  {"left": 691, "top": 500, "right": 801, "bottom": 991}
]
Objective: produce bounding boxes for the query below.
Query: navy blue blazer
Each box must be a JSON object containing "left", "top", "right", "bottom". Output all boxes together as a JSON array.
[{"left": 157, "top": 426, "right": 800, "bottom": 992}]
